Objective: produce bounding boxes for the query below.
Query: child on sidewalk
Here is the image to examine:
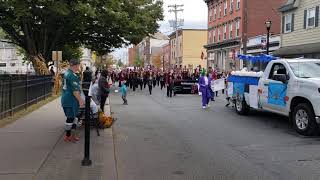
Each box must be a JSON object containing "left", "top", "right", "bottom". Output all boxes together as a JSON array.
[{"left": 120, "top": 81, "right": 128, "bottom": 105}]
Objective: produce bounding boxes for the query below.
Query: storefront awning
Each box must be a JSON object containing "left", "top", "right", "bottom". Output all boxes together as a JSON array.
[{"left": 273, "top": 42, "right": 320, "bottom": 56}]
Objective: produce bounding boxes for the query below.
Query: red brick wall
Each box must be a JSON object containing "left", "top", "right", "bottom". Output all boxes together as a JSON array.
[
  {"left": 247, "top": 0, "right": 287, "bottom": 38},
  {"left": 128, "top": 47, "right": 136, "bottom": 66},
  {"left": 207, "top": 0, "right": 243, "bottom": 45}
]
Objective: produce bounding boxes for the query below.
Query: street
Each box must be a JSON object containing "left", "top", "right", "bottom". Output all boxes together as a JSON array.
[{"left": 111, "top": 87, "right": 320, "bottom": 180}]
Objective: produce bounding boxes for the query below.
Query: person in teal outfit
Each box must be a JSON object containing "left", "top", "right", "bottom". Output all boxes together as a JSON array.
[
  {"left": 61, "top": 59, "right": 84, "bottom": 142},
  {"left": 120, "top": 80, "right": 128, "bottom": 105}
]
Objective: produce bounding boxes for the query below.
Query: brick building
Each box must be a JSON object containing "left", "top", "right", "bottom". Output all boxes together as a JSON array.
[
  {"left": 128, "top": 46, "right": 136, "bottom": 66},
  {"left": 204, "top": 0, "right": 286, "bottom": 71},
  {"left": 161, "top": 43, "right": 171, "bottom": 71},
  {"left": 134, "top": 32, "right": 169, "bottom": 68}
]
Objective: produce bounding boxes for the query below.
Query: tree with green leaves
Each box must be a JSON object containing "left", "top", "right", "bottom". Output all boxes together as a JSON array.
[
  {"left": 0, "top": 0, "right": 163, "bottom": 74},
  {"left": 134, "top": 56, "right": 144, "bottom": 67},
  {"left": 62, "top": 44, "right": 83, "bottom": 62},
  {"left": 0, "top": 28, "right": 6, "bottom": 39},
  {"left": 117, "top": 59, "right": 124, "bottom": 67}
]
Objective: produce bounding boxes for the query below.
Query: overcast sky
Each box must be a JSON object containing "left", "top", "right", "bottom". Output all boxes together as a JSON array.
[{"left": 112, "top": 0, "right": 208, "bottom": 63}]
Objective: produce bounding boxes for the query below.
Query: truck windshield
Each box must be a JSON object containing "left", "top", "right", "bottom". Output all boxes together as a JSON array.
[{"left": 289, "top": 61, "right": 320, "bottom": 78}]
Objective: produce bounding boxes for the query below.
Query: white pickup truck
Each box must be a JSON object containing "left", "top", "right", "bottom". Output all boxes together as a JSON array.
[{"left": 228, "top": 58, "right": 320, "bottom": 136}]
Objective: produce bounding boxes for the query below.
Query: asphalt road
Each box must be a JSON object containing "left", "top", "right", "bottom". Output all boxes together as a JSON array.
[{"left": 110, "top": 86, "right": 320, "bottom": 180}]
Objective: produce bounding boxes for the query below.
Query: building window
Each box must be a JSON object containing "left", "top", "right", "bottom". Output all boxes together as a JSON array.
[
  {"left": 218, "top": 28, "right": 221, "bottom": 42},
  {"left": 223, "top": 25, "right": 227, "bottom": 40},
  {"left": 214, "top": 7, "right": 217, "bottom": 19},
  {"left": 236, "top": 0, "right": 240, "bottom": 10},
  {"left": 229, "top": 23, "right": 233, "bottom": 39},
  {"left": 209, "top": 31, "right": 212, "bottom": 43},
  {"left": 236, "top": 20, "right": 240, "bottom": 37},
  {"left": 230, "top": 0, "right": 234, "bottom": 12},
  {"left": 209, "top": 7, "right": 213, "bottom": 22},
  {"left": 213, "top": 29, "right": 216, "bottom": 42},
  {"left": 224, "top": 1, "right": 227, "bottom": 16},
  {"left": 219, "top": 4, "right": 222, "bottom": 18},
  {"left": 0, "top": 63, "right": 6, "bottom": 67},
  {"left": 307, "top": 7, "right": 316, "bottom": 28},
  {"left": 284, "top": 13, "right": 292, "bottom": 33}
]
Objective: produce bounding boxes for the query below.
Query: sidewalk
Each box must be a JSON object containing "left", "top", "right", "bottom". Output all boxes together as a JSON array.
[{"left": 0, "top": 98, "right": 117, "bottom": 180}]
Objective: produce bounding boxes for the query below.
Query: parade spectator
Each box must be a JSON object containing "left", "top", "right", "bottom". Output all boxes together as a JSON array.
[
  {"left": 61, "top": 59, "right": 83, "bottom": 142},
  {"left": 89, "top": 77, "right": 100, "bottom": 105},
  {"left": 50, "top": 66, "right": 55, "bottom": 76},
  {"left": 225, "top": 71, "right": 232, "bottom": 107},
  {"left": 95, "top": 68, "right": 100, "bottom": 79},
  {"left": 98, "top": 69, "right": 110, "bottom": 112}
]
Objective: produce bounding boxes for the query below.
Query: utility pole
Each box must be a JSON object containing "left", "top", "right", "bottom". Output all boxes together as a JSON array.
[{"left": 168, "top": 4, "right": 184, "bottom": 70}]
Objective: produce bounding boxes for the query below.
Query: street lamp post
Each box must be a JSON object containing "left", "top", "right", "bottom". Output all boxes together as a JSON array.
[
  {"left": 261, "top": 20, "right": 272, "bottom": 70},
  {"left": 265, "top": 21, "right": 272, "bottom": 55}
]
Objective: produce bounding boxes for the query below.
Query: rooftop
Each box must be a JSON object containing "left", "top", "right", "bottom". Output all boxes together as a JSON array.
[{"left": 279, "top": 0, "right": 299, "bottom": 12}]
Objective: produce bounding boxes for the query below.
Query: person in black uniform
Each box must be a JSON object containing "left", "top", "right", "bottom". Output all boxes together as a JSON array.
[
  {"left": 132, "top": 71, "right": 137, "bottom": 92},
  {"left": 166, "top": 73, "right": 174, "bottom": 98},
  {"left": 129, "top": 70, "right": 133, "bottom": 89},
  {"left": 152, "top": 73, "right": 157, "bottom": 88},
  {"left": 156, "top": 73, "right": 160, "bottom": 87},
  {"left": 139, "top": 71, "right": 144, "bottom": 90},
  {"left": 148, "top": 76, "right": 153, "bottom": 95},
  {"left": 143, "top": 71, "right": 148, "bottom": 89},
  {"left": 160, "top": 72, "right": 165, "bottom": 90}
]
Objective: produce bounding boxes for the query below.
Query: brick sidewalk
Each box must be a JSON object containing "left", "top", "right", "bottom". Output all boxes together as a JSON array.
[{"left": 0, "top": 98, "right": 117, "bottom": 180}]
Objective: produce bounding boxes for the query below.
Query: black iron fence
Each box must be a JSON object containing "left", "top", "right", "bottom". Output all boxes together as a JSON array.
[{"left": 0, "top": 74, "right": 53, "bottom": 119}]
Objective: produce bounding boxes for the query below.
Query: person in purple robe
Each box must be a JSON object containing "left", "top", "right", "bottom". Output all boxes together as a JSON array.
[{"left": 198, "top": 69, "right": 212, "bottom": 109}]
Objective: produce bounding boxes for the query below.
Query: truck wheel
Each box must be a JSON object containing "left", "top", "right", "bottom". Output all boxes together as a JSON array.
[
  {"left": 235, "top": 98, "right": 249, "bottom": 115},
  {"left": 292, "top": 103, "right": 318, "bottom": 136}
]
